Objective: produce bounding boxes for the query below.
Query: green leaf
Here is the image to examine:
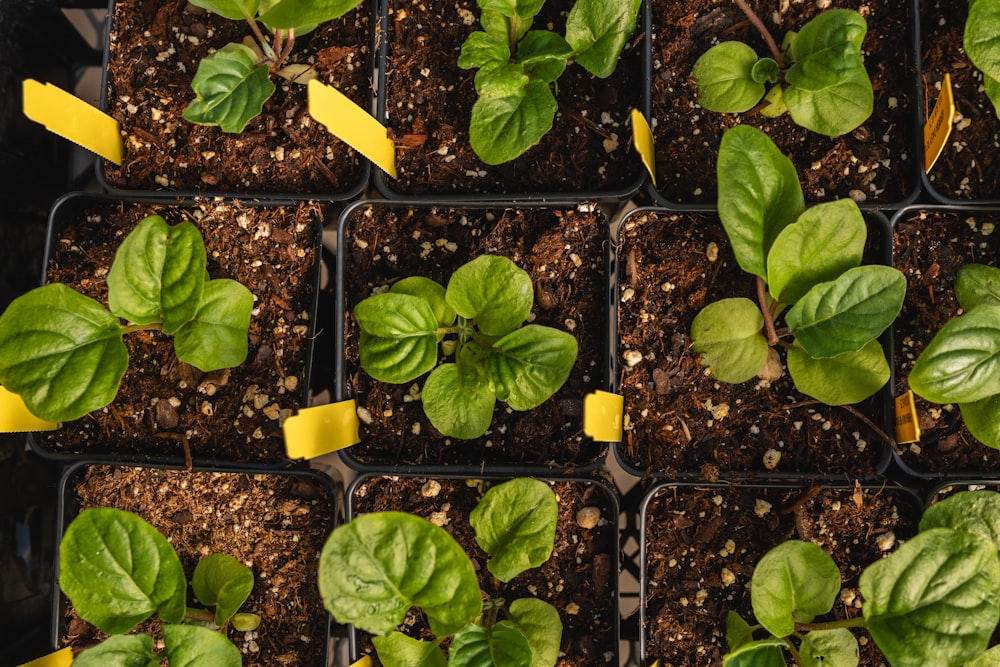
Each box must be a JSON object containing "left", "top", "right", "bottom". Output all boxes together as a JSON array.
[
  {"left": 487, "top": 324, "right": 577, "bottom": 411},
  {"left": 861, "top": 528, "right": 1000, "bottom": 667},
  {"left": 318, "top": 511, "right": 482, "bottom": 637},
  {"left": 785, "top": 265, "right": 905, "bottom": 358},
  {"left": 107, "top": 215, "right": 206, "bottom": 333},
  {"left": 751, "top": 58, "right": 779, "bottom": 84},
  {"left": 0, "top": 283, "right": 127, "bottom": 422},
  {"left": 459, "top": 31, "right": 511, "bottom": 71},
  {"left": 231, "top": 612, "right": 261, "bottom": 631},
  {"left": 962, "top": 394, "right": 1000, "bottom": 450},
  {"left": 517, "top": 30, "right": 571, "bottom": 83},
  {"left": 446, "top": 256, "right": 533, "bottom": 336},
  {"left": 186, "top": 0, "right": 259, "bottom": 21},
  {"left": 191, "top": 553, "right": 254, "bottom": 626},
  {"left": 908, "top": 305, "right": 1000, "bottom": 404},
  {"left": 798, "top": 628, "right": 859, "bottom": 667},
  {"left": 787, "top": 339, "right": 889, "bottom": 406},
  {"left": 690, "top": 298, "right": 769, "bottom": 384},
  {"left": 468, "top": 78, "right": 557, "bottom": 165},
  {"left": 173, "top": 279, "right": 252, "bottom": 372},
  {"left": 162, "top": 624, "right": 242, "bottom": 667},
  {"left": 750, "top": 540, "right": 841, "bottom": 638},
  {"left": 920, "top": 490, "right": 1000, "bottom": 550},
  {"left": 985, "top": 71, "right": 1000, "bottom": 117},
  {"left": 59, "top": 508, "right": 186, "bottom": 635},
  {"left": 183, "top": 43, "right": 275, "bottom": 133},
  {"left": 966, "top": 0, "right": 1000, "bottom": 84},
  {"left": 725, "top": 611, "right": 754, "bottom": 653},
  {"left": 506, "top": 598, "right": 562, "bottom": 667},
  {"left": 355, "top": 292, "right": 440, "bottom": 384},
  {"left": 722, "top": 638, "right": 788, "bottom": 667},
  {"left": 372, "top": 632, "right": 447, "bottom": 667},
  {"left": 481, "top": 9, "right": 517, "bottom": 42},
  {"left": 693, "top": 42, "right": 767, "bottom": 114},
  {"left": 766, "top": 199, "right": 866, "bottom": 305},
  {"left": 70, "top": 634, "right": 159, "bottom": 667},
  {"left": 717, "top": 125, "right": 805, "bottom": 278},
  {"left": 474, "top": 62, "right": 528, "bottom": 98},
  {"left": 790, "top": 10, "right": 867, "bottom": 59},
  {"left": 479, "top": 0, "right": 544, "bottom": 23},
  {"left": 470, "top": 478, "right": 558, "bottom": 582},
  {"left": 564, "top": 0, "right": 641, "bottom": 78},
  {"left": 257, "top": 0, "right": 363, "bottom": 30},
  {"left": 966, "top": 645, "right": 1000, "bottom": 667},
  {"left": 390, "top": 277, "right": 455, "bottom": 328},
  {"left": 956, "top": 263, "right": 1000, "bottom": 311},
  {"left": 422, "top": 362, "right": 496, "bottom": 439},
  {"left": 449, "top": 622, "right": 533, "bottom": 667}
]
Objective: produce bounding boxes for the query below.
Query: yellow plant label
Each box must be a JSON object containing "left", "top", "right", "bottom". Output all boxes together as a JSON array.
[
  {"left": 923, "top": 73, "right": 954, "bottom": 173},
  {"left": 283, "top": 399, "right": 361, "bottom": 459},
  {"left": 307, "top": 80, "right": 397, "bottom": 178},
  {"left": 0, "top": 386, "right": 57, "bottom": 433},
  {"left": 349, "top": 658, "right": 372, "bottom": 667},
  {"left": 583, "top": 391, "right": 624, "bottom": 442},
  {"left": 22, "top": 79, "right": 123, "bottom": 165},
  {"left": 17, "top": 648, "right": 73, "bottom": 667},
  {"left": 630, "top": 108, "right": 656, "bottom": 185},
  {"left": 894, "top": 390, "right": 921, "bottom": 445}
]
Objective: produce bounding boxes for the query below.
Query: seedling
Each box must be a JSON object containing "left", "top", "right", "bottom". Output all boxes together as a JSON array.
[
  {"left": 457, "top": 0, "right": 642, "bottom": 164},
  {"left": 692, "top": 2, "right": 873, "bottom": 137},
  {"left": 319, "top": 478, "right": 563, "bottom": 667},
  {"left": 0, "top": 214, "right": 253, "bottom": 422},
  {"left": 182, "top": 0, "right": 364, "bottom": 132},
  {"left": 965, "top": 0, "right": 1000, "bottom": 119},
  {"left": 721, "top": 490, "right": 1000, "bottom": 667},
  {"left": 59, "top": 507, "right": 260, "bottom": 667},
  {"left": 908, "top": 263, "right": 1000, "bottom": 449},
  {"left": 353, "top": 254, "right": 578, "bottom": 439}
]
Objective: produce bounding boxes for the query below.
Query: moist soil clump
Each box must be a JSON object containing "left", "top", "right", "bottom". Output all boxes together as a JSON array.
[{"left": 351, "top": 475, "right": 618, "bottom": 666}]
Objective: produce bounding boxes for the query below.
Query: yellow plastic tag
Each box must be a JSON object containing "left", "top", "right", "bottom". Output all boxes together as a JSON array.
[
  {"left": 18, "top": 648, "right": 73, "bottom": 667},
  {"left": 894, "top": 390, "right": 921, "bottom": 445},
  {"left": 22, "top": 79, "right": 123, "bottom": 165},
  {"left": 583, "top": 391, "right": 624, "bottom": 442},
  {"left": 307, "top": 80, "right": 397, "bottom": 178},
  {"left": 630, "top": 109, "right": 656, "bottom": 185},
  {"left": 349, "top": 658, "right": 372, "bottom": 667},
  {"left": 0, "top": 387, "right": 57, "bottom": 433},
  {"left": 283, "top": 399, "right": 361, "bottom": 459},
  {"left": 923, "top": 73, "right": 954, "bottom": 174}
]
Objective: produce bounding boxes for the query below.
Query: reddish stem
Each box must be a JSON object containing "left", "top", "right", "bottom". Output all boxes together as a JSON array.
[
  {"left": 757, "top": 276, "right": 779, "bottom": 345},
  {"left": 734, "top": 0, "right": 785, "bottom": 68}
]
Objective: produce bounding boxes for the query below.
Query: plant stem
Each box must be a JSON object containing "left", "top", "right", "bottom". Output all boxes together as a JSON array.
[
  {"left": 121, "top": 323, "right": 163, "bottom": 335},
  {"left": 734, "top": 0, "right": 785, "bottom": 68},
  {"left": 276, "top": 28, "right": 295, "bottom": 68},
  {"left": 796, "top": 616, "right": 867, "bottom": 632},
  {"left": 246, "top": 17, "right": 276, "bottom": 61},
  {"left": 184, "top": 607, "right": 217, "bottom": 624},
  {"left": 756, "top": 276, "right": 779, "bottom": 345},
  {"left": 783, "top": 636, "right": 802, "bottom": 664}
]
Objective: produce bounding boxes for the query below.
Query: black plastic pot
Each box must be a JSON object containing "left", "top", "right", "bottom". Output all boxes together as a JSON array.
[
  {"left": 22, "top": 192, "right": 323, "bottom": 468},
  {"left": 345, "top": 472, "right": 621, "bottom": 666}
]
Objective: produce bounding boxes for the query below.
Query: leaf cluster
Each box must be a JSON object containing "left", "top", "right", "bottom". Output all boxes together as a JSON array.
[
  {"left": 689, "top": 125, "right": 904, "bottom": 406},
  {"left": 965, "top": 0, "right": 1000, "bottom": 119},
  {"left": 60, "top": 507, "right": 259, "bottom": 667},
  {"left": 909, "top": 264, "right": 1000, "bottom": 450},
  {"left": 354, "top": 255, "right": 577, "bottom": 439},
  {"left": 0, "top": 214, "right": 253, "bottom": 423},
  {"left": 318, "top": 478, "right": 563, "bottom": 667},
  {"left": 692, "top": 8, "right": 873, "bottom": 137},
  {"left": 457, "top": 0, "right": 642, "bottom": 164},
  {"left": 724, "top": 490, "right": 1000, "bottom": 667}
]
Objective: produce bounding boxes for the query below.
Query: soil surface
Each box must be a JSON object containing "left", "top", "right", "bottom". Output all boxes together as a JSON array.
[
  {"left": 921, "top": 0, "right": 1000, "bottom": 201},
  {"left": 615, "top": 210, "right": 891, "bottom": 479},
  {"left": 649, "top": 0, "right": 917, "bottom": 206},
  {"left": 102, "top": 0, "right": 370, "bottom": 195},
  {"left": 60, "top": 464, "right": 336, "bottom": 666},
  {"left": 643, "top": 482, "right": 922, "bottom": 666},
  {"left": 378, "top": 0, "right": 645, "bottom": 197},
  {"left": 351, "top": 475, "right": 618, "bottom": 666},
  {"left": 893, "top": 208, "right": 1000, "bottom": 475},
  {"left": 340, "top": 204, "right": 607, "bottom": 471},
  {"left": 36, "top": 198, "right": 321, "bottom": 465}
]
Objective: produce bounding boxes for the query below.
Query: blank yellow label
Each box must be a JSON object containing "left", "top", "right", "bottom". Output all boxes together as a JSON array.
[
  {"left": 283, "top": 399, "right": 361, "bottom": 459},
  {"left": 630, "top": 109, "right": 656, "bottom": 185},
  {"left": 923, "top": 73, "right": 954, "bottom": 174},
  {"left": 0, "top": 387, "right": 57, "bottom": 433},
  {"left": 22, "top": 79, "right": 123, "bottom": 165},
  {"left": 583, "top": 391, "right": 624, "bottom": 442},
  {"left": 894, "top": 390, "right": 921, "bottom": 445},
  {"left": 17, "top": 648, "right": 73, "bottom": 667},
  {"left": 307, "top": 80, "right": 397, "bottom": 178},
  {"left": 350, "top": 658, "right": 372, "bottom": 667}
]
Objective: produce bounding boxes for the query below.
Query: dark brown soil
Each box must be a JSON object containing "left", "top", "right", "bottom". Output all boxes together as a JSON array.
[
  {"left": 340, "top": 203, "right": 607, "bottom": 471},
  {"left": 35, "top": 198, "right": 321, "bottom": 465},
  {"left": 615, "top": 210, "right": 891, "bottom": 479},
  {"left": 102, "top": 0, "right": 370, "bottom": 195},
  {"left": 643, "top": 482, "right": 922, "bottom": 666},
  {"left": 378, "top": 0, "right": 645, "bottom": 197},
  {"left": 649, "top": 0, "right": 917, "bottom": 205},
  {"left": 921, "top": 0, "right": 1000, "bottom": 201},
  {"left": 892, "top": 208, "right": 1000, "bottom": 475},
  {"left": 351, "top": 475, "right": 618, "bottom": 667},
  {"left": 60, "top": 464, "right": 336, "bottom": 667}
]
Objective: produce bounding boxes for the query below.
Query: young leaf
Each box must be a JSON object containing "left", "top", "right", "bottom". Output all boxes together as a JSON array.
[
  {"left": 861, "top": 527, "right": 1000, "bottom": 667},
  {"left": 449, "top": 623, "right": 533, "bottom": 667},
  {"left": 257, "top": 0, "right": 364, "bottom": 30},
  {"left": 479, "top": 0, "right": 545, "bottom": 23},
  {"left": 517, "top": 30, "right": 571, "bottom": 83},
  {"left": 798, "top": 628, "right": 859, "bottom": 667},
  {"left": 487, "top": 324, "right": 577, "bottom": 411},
  {"left": 717, "top": 125, "right": 805, "bottom": 278},
  {"left": 183, "top": 43, "right": 275, "bottom": 133},
  {"left": 371, "top": 632, "right": 447, "bottom": 667},
  {"left": 722, "top": 638, "right": 787, "bottom": 667},
  {"left": 162, "top": 624, "right": 243, "bottom": 667},
  {"left": 966, "top": 0, "right": 1000, "bottom": 92},
  {"left": 785, "top": 265, "right": 905, "bottom": 359},
  {"left": 725, "top": 611, "right": 754, "bottom": 653},
  {"left": 318, "top": 512, "right": 482, "bottom": 638},
  {"left": 458, "top": 32, "right": 512, "bottom": 71},
  {"left": 505, "top": 598, "right": 562, "bottom": 667},
  {"left": 0, "top": 283, "right": 127, "bottom": 422},
  {"left": 186, "top": 0, "right": 259, "bottom": 21},
  {"left": 173, "top": 279, "right": 253, "bottom": 372},
  {"left": 191, "top": 553, "right": 254, "bottom": 626},
  {"left": 920, "top": 490, "right": 1000, "bottom": 550},
  {"left": 908, "top": 305, "right": 1000, "bottom": 404},
  {"left": 422, "top": 362, "right": 496, "bottom": 439},
  {"left": 962, "top": 395, "right": 1000, "bottom": 449},
  {"left": 956, "top": 263, "right": 1000, "bottom": 311},
  {"left": 468, "top": 78, "right": 557, "bottom": 165},
  {"left": 750, "top": 540, "right": 841, "bottom": 638},
  {"left": 107, "top": 216, "right": 207, "bottom": 334},
  {"left": 786, "top": 339, "right": 889, "bottom": 405},
  {"left": 70, "top": 634, "right": 159, "bottom": 667},
  {"left": 446, "top": 255, "right": 533, "bottom": 336},
  {"left": 390, "top": 277, "right": 455, "bottom": 328},
  {"left": 470, "top": 478, "right": 558, "bottom": 582},
  {"left": 965, "top": 645, "right": 1000, "bottom": 667},
  {"left": 564, "top": 0, "right": 641, "bottom": 78},
  {"left": 356, "top": 292, "right": 441, "bottom": 384},
  {"left": 60, "top": 508, "right": 187, "bottom": 634},
  {"left": 693, "top": 42, "right": 766, "bottom": 114},
  {"left": 752, "top": 58, "right": 780, "bottom": 84},
  {"left": 766, "top": 199, "right": 866, "bottom": 305},
  {"left": 690, "top": 298, "right": 769, "bottom": 384}
]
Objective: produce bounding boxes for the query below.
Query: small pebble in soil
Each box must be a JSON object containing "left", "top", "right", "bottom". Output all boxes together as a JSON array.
[
  {"left": 875, "top": 531, "right": 896, "bottom": 552},
  {"left": 706, "top": 242, "right": 718, "bottom": 262},
  {"left": 565, "top": 602, "right": 580, "bottom": 615},
  {"left": 754, "top": 499, "right": 773, "bottom": 517},
  {"left": 156, "top": 399, "right": 179, "bottom": 429},
  {"left": 623, "top": 349, "right": 643, "bottom": 367},
  {"left": 762, "top": 449, "right": 781, "bottom": 470},
  {"left": 721, "top": 568, "right": 736, "bottom": 586},
  {"left": 576, "top": 506, "right": 601, "bottom": 529},
  {"left": 421, "top": 480, "right": 441, "bottom": 498},
  {"left": 357, "top": 406, "right": 373, "bottom": 424}
]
